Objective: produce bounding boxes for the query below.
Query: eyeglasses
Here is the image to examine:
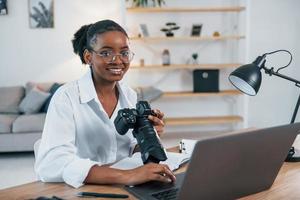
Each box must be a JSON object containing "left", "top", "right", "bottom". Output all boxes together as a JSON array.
[{"left": 91, "top": 49, "right": 134, "bottom": 64}]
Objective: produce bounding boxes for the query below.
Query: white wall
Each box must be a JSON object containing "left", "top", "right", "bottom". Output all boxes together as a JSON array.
[
  {"left": 0, "top": 0, "right": 123, "bottom": 86},
  {"left": 0, "top": 0, "right": 299, "bottom": 129},
  {"left": 247, "top": 0, "right": 300, "bottom": 128}
]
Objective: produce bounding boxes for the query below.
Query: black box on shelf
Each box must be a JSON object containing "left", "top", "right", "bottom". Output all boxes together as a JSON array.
[{"left": 193, "top": 69, "right": 219, "bottom": 92}]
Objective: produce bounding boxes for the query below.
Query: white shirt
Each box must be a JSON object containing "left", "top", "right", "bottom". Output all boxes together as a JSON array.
[{"left": 35, "top": 68, "right": 137, "bottom": 188}]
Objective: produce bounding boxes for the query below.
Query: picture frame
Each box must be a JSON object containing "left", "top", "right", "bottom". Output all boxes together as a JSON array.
[
  {"left": 28, "top": 0, "right": 54, "bottom": 28},
  {"left": 139, "top": 24, "right": 149, "bottom": 37},
  {"left": 0, "top": 0, "right": 8, "bottom": 15},
  {"left": 191, "top": 24, "right": 203, "bottom": 37}
]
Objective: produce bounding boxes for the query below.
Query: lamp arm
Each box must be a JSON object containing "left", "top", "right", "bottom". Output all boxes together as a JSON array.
[
  {"left": 261, "top": 65, "right": 300, "bottom": 124},
  {"left": 291, "top": 94, "right": 300, "bottom": 124},
  {"left": 261, "top": 66, "right": 300, "bottom": 87}
]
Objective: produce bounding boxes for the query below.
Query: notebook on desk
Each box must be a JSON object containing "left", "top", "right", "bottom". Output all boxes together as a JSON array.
[
  {"left": 111, "top": 152, "right": 191, "bottom": 171},
  {"left": 125, "top": 122, "right": 300, "bottom": 200}
]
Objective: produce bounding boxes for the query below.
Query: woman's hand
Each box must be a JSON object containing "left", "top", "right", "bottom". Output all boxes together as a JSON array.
[
  {"left": 123, "top": 163, "right": 176, "bottom": 186},
  {"left": 148, "top": 109, "right": 165, "bottom": 137},
  {"left": 84, "top": 163, "right": 175, "bottom": 186}
]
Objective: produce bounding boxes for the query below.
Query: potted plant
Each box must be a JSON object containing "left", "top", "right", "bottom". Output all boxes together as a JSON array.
[
  {"left": 160, "top": 22, "right": 180, "bottom": 37},
  {"left": 129, "top": 0, "right": 165, "bottom": 7}
]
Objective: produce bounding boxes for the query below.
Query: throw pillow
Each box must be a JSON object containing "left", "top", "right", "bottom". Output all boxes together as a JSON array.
[
  {"left": 40, "top": 83, "right": 63, "bottom": 113},
  {"left": 25, "top": 82, "right": 54, "bottom": 95},
  {"left": 19, "top": 87, "right": 51, "bottom": 114},
  {"left": 135, "top": 86, "right": 163, "bottom": 102}
]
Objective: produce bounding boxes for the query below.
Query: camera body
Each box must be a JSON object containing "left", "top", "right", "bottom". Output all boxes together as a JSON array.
[{"left": 114, "top": 101, "right": 167, "bottom": 164}]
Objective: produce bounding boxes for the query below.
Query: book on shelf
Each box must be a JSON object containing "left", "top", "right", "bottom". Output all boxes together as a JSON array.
[{"left": 111, "top": 151, "right": 191, "bottom": 171}]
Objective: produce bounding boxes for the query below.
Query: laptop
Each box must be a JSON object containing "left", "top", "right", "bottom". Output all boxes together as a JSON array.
[{"left": 125, "top": 122, "right": 300, "bottom": 200}]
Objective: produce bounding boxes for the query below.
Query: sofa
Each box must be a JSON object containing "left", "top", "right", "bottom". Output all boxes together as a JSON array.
[
  {"left": 0, "top": 82, "right": 61, "bottom": 152},
  {"left": 0, "top": 82, "right": 163, "bottom": 153}
]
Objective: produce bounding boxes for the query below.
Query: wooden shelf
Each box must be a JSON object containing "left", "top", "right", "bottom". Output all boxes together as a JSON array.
[
  {"left": 130, "top": 35, "right": 245, "bottom": 42},
  {"left": 130, "top": 63, "right": 242, "bottom": 70},
  {"left": 126, "top": 4, "right": 246, "bottom": 129},
  {"left": 162, "top": 90, "right": 242, "bottom": 97},
  {"left": 127, "top": 7, "right": 246, "bottom": 13},
  {"left": 164, "top": 116, "right": 243, "bottom": 126}
]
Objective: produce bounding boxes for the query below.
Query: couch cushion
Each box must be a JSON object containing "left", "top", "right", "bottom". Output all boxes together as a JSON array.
[
  {"left": 40, "top": 83, "right": 63, "bottom": 113},
  {"left": 25, "top": 82, "right": 54, "bottom": 94},
  {"left": 19, "top": 87, "right": 50, "bottom": 114},
  {"left": 0, "top": 86, "right": 25, "bottom": 114},
  {"left": 0, "top": 114, "right": 19, "bottom": 133},
  {"left": 12, "top": 113, "right": 46, "bottom": 133},
  {"left": 0, "top": 132, "right": 41, "bottom": 152}
]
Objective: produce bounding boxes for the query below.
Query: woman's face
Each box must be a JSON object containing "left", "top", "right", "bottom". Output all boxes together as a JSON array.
[{"left": 88, "top": 31, "right": 131, "bottom": 84}]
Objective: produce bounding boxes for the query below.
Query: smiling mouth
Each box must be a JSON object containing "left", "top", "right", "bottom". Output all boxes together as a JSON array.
[{"left": 107, "top": 68, "right": 124, "bottom": 75}]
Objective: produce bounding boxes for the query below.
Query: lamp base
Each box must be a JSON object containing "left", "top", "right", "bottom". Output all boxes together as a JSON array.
[{"left": 285, "top": 147, "right": 300, "bottom": 162}]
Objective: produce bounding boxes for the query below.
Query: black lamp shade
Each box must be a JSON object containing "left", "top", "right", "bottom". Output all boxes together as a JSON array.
[{"left": 229, "top": 63, "right": 262, "bottom": 96}]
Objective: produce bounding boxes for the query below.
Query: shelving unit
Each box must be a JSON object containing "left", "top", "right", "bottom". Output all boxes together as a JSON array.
[
  {"left": 164, "top": 116, "right": 243, "bottom": 126},
  {"left": 130, "top": 35, "right": 245, "bottom": 42},
  {"left": 130, "top": 63, "right": 242, "bottom": 70},
  {"left": 126, "top": 6, "right": 245, "bottom": 13},
  {"left": 125, "top": 1, "right": 246, "bottom": 131},
  {"left": 162, "top": 90, "right": 241, "bottom": 98}
]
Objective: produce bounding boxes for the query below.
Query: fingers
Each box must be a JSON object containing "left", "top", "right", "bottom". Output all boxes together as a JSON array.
[
  {"left": 154, "top": 126, "right": 164, "bottom": 135},
  {"left": 149, "top": 164, "right": 176, "bottom": 183},
  {"left": 148, "top": 115, "right": 165, "bottom": 137},
  {"left": 153, "top": 174, "right": 173, "bottom": 183},
  {"left": 152, "top": 109, "right": 164, "bottom": 119},
  {"left": 148, "top": 109, "right": 165, "bottom": 135},
  {"left": 161, "top": 165, "right": 176, "bottom": 183},
  {"left": 128, "top": 164, "right": 176, "bottom": 185},
  {"left": 148, "top": 115, "right": 165, "bottom": 127}
]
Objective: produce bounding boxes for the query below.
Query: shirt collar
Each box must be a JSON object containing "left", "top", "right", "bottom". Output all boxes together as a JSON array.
[
  {"left": 78, "top": 68, "right": 97, "bottom": 104},
  {"left": 78, "top": 68, "right": 135, "bottom": 108},
  {"left": 116, "top": 81, "right": 135, "bottom": 108}
]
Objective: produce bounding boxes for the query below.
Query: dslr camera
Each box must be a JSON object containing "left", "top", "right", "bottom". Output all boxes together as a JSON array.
[{"left": 114, "top": 101, "right": 167, "bottom": 164}]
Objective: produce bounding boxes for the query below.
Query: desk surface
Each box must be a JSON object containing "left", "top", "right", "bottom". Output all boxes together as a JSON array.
[{"left": 1, "top": 138, "right": 300, "bottom": 200}]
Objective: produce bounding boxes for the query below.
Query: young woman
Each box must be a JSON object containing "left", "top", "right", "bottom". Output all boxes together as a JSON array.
[{"left": 35, "top": 19, "right": 176, "bottom": 188}]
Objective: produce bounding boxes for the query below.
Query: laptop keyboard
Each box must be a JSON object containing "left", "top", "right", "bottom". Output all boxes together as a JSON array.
[{"left": 151, "top": 188, "right": 179, "bottom": 200}]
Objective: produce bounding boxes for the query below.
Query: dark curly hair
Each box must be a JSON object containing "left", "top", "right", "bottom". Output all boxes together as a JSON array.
[{"left": 71, "top": 19, "right": 128, "bottom": 64}]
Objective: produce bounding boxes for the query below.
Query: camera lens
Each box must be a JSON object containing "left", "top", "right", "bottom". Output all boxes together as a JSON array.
[{"left": 114, "top": 101, "right": 167, "bottom": 163}]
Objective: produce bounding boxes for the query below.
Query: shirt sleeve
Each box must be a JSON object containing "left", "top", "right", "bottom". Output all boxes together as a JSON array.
[{"left": 34, "top": 90, "right": 99, "bottom": 188}]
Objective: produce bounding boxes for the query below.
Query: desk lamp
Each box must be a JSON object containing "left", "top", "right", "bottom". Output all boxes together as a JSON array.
[{"left": 228, "top": 49, "right": 300, "bottom": 162}]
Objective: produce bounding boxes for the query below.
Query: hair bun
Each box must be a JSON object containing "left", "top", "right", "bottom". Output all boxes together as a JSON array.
[{"left": 71, "top": 24, "right": 92, "bottom": 64}]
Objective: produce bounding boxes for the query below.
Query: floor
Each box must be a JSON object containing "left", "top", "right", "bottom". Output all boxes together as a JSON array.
[
  {"left": 0, "top": 152, "right": 37, "bottom": 190},
  {"left": 0, "top": 131, "right": 225, "bottom": 190}
]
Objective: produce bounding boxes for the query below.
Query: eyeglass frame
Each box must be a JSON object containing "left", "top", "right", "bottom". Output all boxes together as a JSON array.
[{"left": 89, "top": 49, "right": 135, "bottom": 64}]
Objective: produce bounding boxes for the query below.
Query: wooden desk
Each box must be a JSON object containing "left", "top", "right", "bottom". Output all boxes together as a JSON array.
[{"left": 1, "top": 139, "right": 300, "bottom": 200}]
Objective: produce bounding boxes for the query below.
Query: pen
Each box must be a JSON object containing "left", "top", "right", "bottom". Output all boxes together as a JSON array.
[{"left": 77, "top": 191, "right": 129, "bottom": 198}]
